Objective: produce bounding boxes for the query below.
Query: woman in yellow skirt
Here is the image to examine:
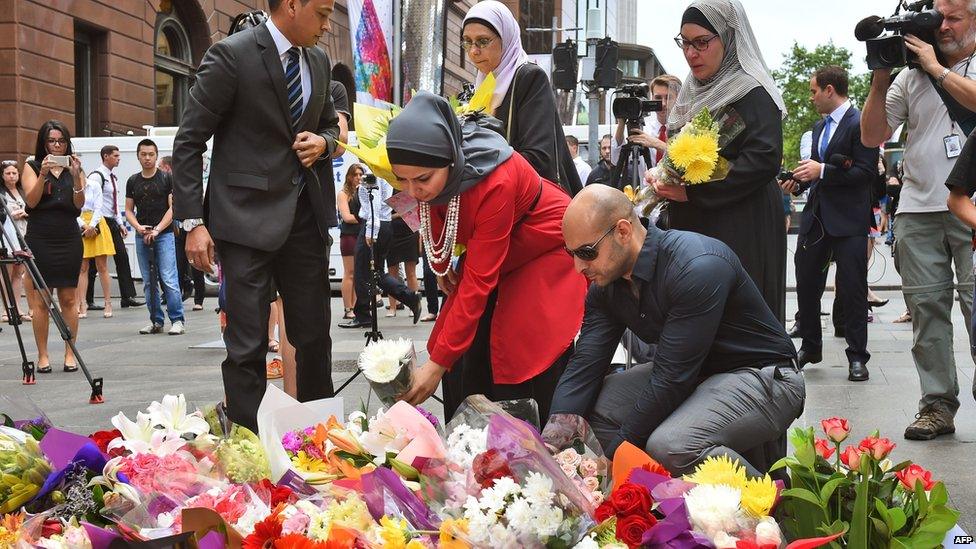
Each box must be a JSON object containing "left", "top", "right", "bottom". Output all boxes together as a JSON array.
[{"left": 77, "top": 176, "right": 115, "bottom": 318}]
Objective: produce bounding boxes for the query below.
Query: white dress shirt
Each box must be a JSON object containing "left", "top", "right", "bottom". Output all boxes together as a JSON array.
[
  {"left": 358, "top": 178, "right": 393, "bottom": 240},
  {"left": 573, "top": 156, "right": 591, "bottom": 185},
  {"left": 611, "top": 115, "right": 664, "bottom": 181},
  {"left": 265, "top": 19, "right": 311, "bottom": 114},
  {"left": 799, "top": 130, "right": 813, "bottom": 161},
  {"left": 817, "top": 100, "right": 851, "bottom": 178},
  {"left": 89, "top": 165, "right": 125, "bottom": 224}
]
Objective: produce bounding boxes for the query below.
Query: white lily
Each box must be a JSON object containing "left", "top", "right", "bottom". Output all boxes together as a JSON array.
[
  {"left": 108, "top": 411, "right": 155, "bottom": 454},
  {"left": 147, "top": 394, "right": 210, "bottom": 437},
  {"left": 89, "top": 457, "right": 142, "bottom": 504}
]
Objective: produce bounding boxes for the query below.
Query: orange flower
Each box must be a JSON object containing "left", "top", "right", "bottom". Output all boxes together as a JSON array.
[
  {"left": 327, "top": 428, "right": 365, "bottom": 455},
  {"left": 641, "top": 459, "right": 672, "bottom": 478},
  {"left": 273, "top": 534, "right": 330, "bottom": 549}
]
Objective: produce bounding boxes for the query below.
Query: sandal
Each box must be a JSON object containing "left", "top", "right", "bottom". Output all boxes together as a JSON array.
[
  {"left": 266, "top": 357, "right": 283, "bottom": 379},
  {"left": 385, "top": 306, "right": 396, "bottom": 318},
  {"left": 420, "top": 313, "right": 437, "bottom": 322},
  {"left": 268, "top": 339, "right": 280, "bottom": 354},
  {"left": 103, "top": 304, "right": 113, "bottom": 318},
  {"left": 37, "top": 363, "right": 52, "bottom": 374},
  {"left": 64, "top": 359, "right": 78, "bottom": 372},
  {"left": 192, "top": 304, "right": 204, "bottom": 311},
  {"left": 894, "top": 311, "right": 912, "bottom": 323},
  {"left": 343, "top": 308, "right": 355, "bottom": 319},
  {"left": 77, "top": 311, "right": 88, "bottom": 319}
]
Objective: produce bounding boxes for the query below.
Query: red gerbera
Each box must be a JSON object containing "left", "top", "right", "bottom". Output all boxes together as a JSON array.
[
  {"left": 243, "top": 512, "right": 283, "bottom": 549},
  {"left": 273, "top": 534, "right": 330, "bottom": 549}
]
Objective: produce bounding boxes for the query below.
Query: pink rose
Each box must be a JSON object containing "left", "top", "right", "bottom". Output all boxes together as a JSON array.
[
  {"left": 814, "top": 438, "right": 836, "bottom": 460},
  {"left": 555, "top": 449, "right": 583, "bottom": 470},
  {"left": 579, "top": 458, "right": 600, "bottom": 478},
  {"left": 282, "top": 511, "right": 310, "bottom": 534},
  {"left": 857, "top": 435, "right": 896, "bottom": 460},
  {"left": 839, "top": 445, "right": 866, "bottom": 472},
  {"left": 896, "top": 464, "right": 935, "bottom": 491},
  {"left": 821, "top": 417, "right": 851, "bottom": 443},
  {"left": 583, "top": 476, "right": 600, "bottom": 493}
]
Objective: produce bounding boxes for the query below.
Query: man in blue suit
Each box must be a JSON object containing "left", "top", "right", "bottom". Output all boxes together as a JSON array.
[{"left": 787, "top": 66, "right": 879, "bottom": 382}]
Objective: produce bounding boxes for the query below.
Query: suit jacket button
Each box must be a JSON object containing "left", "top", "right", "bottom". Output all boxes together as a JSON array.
[{"left": 292, "top": 176, "right": 300, "bottom": 186}]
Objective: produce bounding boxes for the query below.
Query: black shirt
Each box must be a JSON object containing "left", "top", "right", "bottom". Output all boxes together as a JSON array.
[
  {"left": 126, "top": 170, "right": 174, "bottom": 233},
  {"left": 550, "top": 225, "right": 796, "bottom": 454}
]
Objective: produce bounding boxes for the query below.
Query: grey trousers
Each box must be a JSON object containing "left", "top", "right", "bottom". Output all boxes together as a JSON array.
[
  {"left": 589, "top": 364, "right": 805, "bottom": 478},
  {"left": 894, "top": 212, "right": 975, "bottom": 415}
]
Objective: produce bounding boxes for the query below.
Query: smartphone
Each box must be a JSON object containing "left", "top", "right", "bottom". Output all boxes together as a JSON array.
[{"left": 50, "top": 155, "right": 70, "bottom": 167}]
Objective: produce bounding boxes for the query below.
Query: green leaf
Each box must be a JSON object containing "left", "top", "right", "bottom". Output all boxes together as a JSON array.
[
  {"left": 914, "top": 482, "right": 929, "bottom": 516},
  {"left": 820, "top": 476, "right": 848, "bottom": 505},
  {"left": 848, "top": 461, "right": 872, "bottom": 549},
  {"left": 782, "top": 487, "right": 824, "bottom": 508},
  {"left": 888, "top": 507, "right": 907, "bottom": 533},
  {"left": 887, "top": 460, "right": 913, "bottom": 473},
  {"left": 870, "top": 516, "right": 890, "bottom": 540},
  {"left": 895, "top": 506, "right": 960, "bottom": 548},
  {"left": 770, "top": 456, "right": 802, "bottom": 472},
  {"left": 0, "top": 414, "right": 13, "bottom": 428},
  {"left": 928, "top": 482, "right": 949, "bottom": 507}
]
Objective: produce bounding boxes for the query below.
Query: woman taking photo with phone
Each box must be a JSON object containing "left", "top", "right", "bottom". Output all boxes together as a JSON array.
[{"left": 20, "top": 120, "right": 85, "bottom": 373}]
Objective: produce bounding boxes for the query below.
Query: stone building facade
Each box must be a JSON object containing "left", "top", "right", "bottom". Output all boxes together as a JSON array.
[{"left": 0, "top": 0, "right": 354, "bottom": 160}]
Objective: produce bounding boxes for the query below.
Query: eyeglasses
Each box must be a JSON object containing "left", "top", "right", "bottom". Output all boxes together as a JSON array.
[
  {"left": 565, "top": 224, "right": 618, "bottom": 261},
  {"left": 46, "top": 138, "right": 67, "bottom": 145},
  {"left": 674, "top": 33, "right": 720, "bottom": 52},
  {"left": 461, "top": 37, "right": 495, "bottom": 51}
]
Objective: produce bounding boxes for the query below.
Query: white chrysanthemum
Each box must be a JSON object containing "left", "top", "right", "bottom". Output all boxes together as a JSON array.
[
  {"left": 684, "top": 483, "right": 744, "bottom": 542},
  {"left": 358, "top": 338, "right": 413, "bottom": 382},
  {"left": 505, "top": 496, "right": 534, "bottom": 534},
  {"left": 755, "top": 516, "right": 782, "bottom": 546},
  {"left": 464, "top": 510, "right": 495, "bottom": 543},
  {"left": 532, "top": 504, "right": 564, "bottom": 538},
  {"left": 463, "top": 495, "right": 485, "bottom": 515},
  {"left": 523, "top": 472, "right": 555, "bottom": 506},
  {"left": 488, "top": 523, "right": 518, "bottom": 545},
  {"left": 491, "top": 476, "right": 520, "bottom": 498},
  {"left": 480, "top": 485, "right": 509, "bottom": 515},
  {"left": 446, "top": 424, "right": 488, "bottom": 469}
]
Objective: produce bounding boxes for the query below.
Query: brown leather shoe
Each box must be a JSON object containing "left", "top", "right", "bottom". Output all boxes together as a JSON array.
[{"left": 904, "top": 404, "right": 955, "bottom": 440}]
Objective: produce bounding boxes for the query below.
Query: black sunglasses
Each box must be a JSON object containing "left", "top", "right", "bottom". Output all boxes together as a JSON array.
[{"left": 565, "top": 224, "right": 618, "bottom": 261}]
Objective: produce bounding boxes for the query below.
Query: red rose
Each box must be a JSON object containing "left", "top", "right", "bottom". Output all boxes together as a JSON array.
[
  {"left": 839, "top": 445, "right": 866, "bottom": 472},
  {"left": 595, "top": 499, "right": 616, "bottom": 522},
  {"left": 820, "top": 417, "right": 850, "bottom": 444},
  {"left": 259, "top": 479, "right": 295, "bottom": 507},
  {"left": 608, "top": 482, "right": 653, "bottom": 517},
  {"left": 857, "top": 435, "right": 896, "bottom": 460},
  {"left": 615, "top": 513, "right": 657, "bottom": 548},
  {"left": 896, "top": 464, "right": 935, "bottom": 491},
  {"left": 814, "top": 438, "right": 835, "bottom": 460},
  {"left": 472, "top": 449, "right": 514, "bottom": 490},
  {"left": 88, "top": 429, "right": 123, "bottom": 457}
]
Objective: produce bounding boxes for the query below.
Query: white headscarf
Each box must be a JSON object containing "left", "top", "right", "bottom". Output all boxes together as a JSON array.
[
  {"left": 463, "top": 0, "right": 529, "bottom": 111},
  {"left": 668, "top": 0, "right": 786, "bottom": 131}
]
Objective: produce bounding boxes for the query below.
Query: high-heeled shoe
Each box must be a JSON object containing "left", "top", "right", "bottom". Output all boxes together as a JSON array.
[{"left": 868, "top": 298, "right": 889, "bottom": 307}]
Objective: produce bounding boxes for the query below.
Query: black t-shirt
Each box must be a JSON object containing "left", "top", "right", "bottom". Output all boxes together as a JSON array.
[{"left": 126, "top": 170, "right": 173, "bottom": 233}]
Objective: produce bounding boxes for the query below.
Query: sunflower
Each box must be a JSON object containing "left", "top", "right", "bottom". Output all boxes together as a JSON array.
[
  {"left": 741, "top": 475, "right": 778, "bottom": 518},
  {"left": 683, "top": 455, "right": 748, "bottom": 489}
]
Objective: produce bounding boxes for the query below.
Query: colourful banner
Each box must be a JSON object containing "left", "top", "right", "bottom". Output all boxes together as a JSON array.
[{"left": 347, "top": 0, "right": 394, "bottom": 105}]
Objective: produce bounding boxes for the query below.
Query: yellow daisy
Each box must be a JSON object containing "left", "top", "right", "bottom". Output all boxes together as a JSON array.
[
  {"left": 667, "top": 132, "right": 719, "bottom": 172},
  {"left": 290, "top": 451, "right": 329, "bottom": 473},
  {"left": 741, "top": 475, "right": 778, "bottom": 518},
  {"left": 377, "top": 516, "right": 412, "bottom": 549},
  {"left": 682, "top": 158, "right": 716, "bottom": 184},
  {"left": 683, "top": 455, "right": 748, "bottom": 489}
]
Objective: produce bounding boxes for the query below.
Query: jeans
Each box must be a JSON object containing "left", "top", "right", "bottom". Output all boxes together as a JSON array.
[{"left": 135, "top": 231, "right": 185, "bottom": 326}]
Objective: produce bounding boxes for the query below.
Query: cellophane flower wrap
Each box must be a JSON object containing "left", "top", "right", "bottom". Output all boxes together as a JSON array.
[
  {"left": 654, "top": 107, "right": 740, "bottom": 186},
  {"left": 358, "top": 338, "right": 416, "bottom": 406},
  {"left": 0, "top": 427, "right": 51, "bottom": 514},
  {"left": 544, "top": 414, "right": 611, "bottom": 507}
]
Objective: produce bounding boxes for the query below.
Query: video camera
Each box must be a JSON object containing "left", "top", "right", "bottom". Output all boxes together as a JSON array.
[
  {"left": 855, "top": 0, "right": 943, "bottom": 70},
  {"left": 362, "top": 173, "right": 379, "bottom": 189},
  {"left": 612, "top": 83, "right": 663, "bottom": 131}
]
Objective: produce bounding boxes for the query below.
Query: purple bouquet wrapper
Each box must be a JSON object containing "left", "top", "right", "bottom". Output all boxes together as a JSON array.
[
  {"left": 641, "top": 498, "right": 713, "bottom": 549},
  {"left": 361, "top": 466, "right": 440, "bottom": 531}
]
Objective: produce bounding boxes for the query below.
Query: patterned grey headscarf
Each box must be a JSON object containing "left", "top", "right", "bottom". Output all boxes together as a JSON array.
[{"left": 668, "top": 0, "right": 786, "bottom": 131}]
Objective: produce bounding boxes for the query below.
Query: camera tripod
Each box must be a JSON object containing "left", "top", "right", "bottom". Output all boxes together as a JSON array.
[
  {"left": 609, "top": 139, "right": 654, "bottom": 192},
  {"left": 0, "top": 197, "right": 104, "bottom": 403}
]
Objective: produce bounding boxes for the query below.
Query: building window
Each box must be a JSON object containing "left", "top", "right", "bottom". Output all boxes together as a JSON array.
[
  {"left": 74, "top": 25, "right": 101, "bottom": 137},
  {"left": 154, "top": 16, "right": 194, "bottom": 126},
  {"left": 520, "top": 0, "right": 554, "bottom": 54}
]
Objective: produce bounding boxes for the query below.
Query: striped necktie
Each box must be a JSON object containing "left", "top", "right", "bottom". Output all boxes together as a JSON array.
[{"left": 285, "top": 47, "right": 303, "bottom": 129}]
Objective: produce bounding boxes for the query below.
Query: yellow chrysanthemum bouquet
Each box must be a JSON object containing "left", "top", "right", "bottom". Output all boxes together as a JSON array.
[{"left": 654, "top": 107, "right": 731, "bottom": 186}]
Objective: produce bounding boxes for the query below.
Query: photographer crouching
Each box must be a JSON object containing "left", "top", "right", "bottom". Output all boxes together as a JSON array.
[
  {"left": 861, "top": 0, "right": 976, "bottom": 440},
  {"left": 610, "top": 75, "right": 681, "bottom": 190}
]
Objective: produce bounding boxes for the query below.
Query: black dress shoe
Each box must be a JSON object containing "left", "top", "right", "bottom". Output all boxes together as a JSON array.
[
  {"left": 848, "top": 360, "right": 869, "bottom": 382},
  {"left": 339, "top": 319, "right": 370, "bottom": 329},
  {"left": 86, "top": 303, "right": 105, "bottom": 311},
  {"left": 120, "top": 298, "right": 145, "bottom": 308},
  {"left": 408, "top": 295, "right": 422, "bottom": 324},
  {"left": 797, "top": 350, "right": 822, "bottom": 369},
  {"left": 868, "top": 298, "right": 889, "bottom": 308}
]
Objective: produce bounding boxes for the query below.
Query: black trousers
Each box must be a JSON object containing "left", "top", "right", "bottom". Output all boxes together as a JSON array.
[
  {"left": 214, "top": 196, "right": 332, "bottom": 432},
  {"left": 351, "top": 222, "right": 416, "bottom": 323},
  {"left": 86, "top": 218, "right": 137, "bottom": 302},
  {"left": 176, "top": 229, "right": 206, "bottom": 305},
  {"left": 421, "top": 254, "right": 440, "bottom": 315},
  {"left": 442, "top": 290, "right": 570, "bottom": 427},
  {"left": 795, "top": 231, "right": 870, "bottom": 363}
]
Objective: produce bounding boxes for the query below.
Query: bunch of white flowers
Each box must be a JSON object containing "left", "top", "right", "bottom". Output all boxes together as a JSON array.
[
  {"left": 358, "top": 338, "right": 413, "bottom": 383},
  {"left": 462, "top": 472, "right": 568, "bottom": 545},
  {"left": 446, "top": 423, "right": 487, "bottom": 470}
]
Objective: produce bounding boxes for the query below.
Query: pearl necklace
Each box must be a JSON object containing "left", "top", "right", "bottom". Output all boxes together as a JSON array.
[{"left": 420, "top": 195, "right": 461, "bottom": 276}]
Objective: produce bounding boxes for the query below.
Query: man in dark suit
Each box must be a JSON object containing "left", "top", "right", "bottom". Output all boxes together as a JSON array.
[
  {"left": 786, "top": 65, "right": 879, "bottom": 382},
  {"left": 172, "top": 0, "right": 339, "bottom": 431}
]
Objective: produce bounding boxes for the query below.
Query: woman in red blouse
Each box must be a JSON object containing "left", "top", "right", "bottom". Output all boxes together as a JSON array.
[{"left": 389, "top": 92, "right": 587, "bottom": 422}]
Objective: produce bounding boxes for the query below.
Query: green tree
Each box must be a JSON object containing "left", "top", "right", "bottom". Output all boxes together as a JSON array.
[{"left": 772, "top": 41, "right": 870, "bottom": 168}]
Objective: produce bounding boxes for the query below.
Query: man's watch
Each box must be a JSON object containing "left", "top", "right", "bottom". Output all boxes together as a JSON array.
[{"left": 180, "top": 218, "right": 205, "bottom": 232}]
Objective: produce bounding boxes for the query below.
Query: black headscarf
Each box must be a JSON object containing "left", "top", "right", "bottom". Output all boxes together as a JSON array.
[
  {"left": 387, "top": 92, "right": 514, "bottom": 205},
  {"left": 681, "top": 7, "right": 718, "bottom": 34}
]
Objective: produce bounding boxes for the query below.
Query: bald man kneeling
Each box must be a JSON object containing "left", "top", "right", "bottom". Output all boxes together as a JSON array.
[{"left": 547, "top": 185, "right": 804, "bottom": 478}]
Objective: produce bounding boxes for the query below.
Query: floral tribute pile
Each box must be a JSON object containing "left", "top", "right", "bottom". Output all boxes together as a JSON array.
[{"left": 0, "top": 390, "right": 963, "bottom": 548}]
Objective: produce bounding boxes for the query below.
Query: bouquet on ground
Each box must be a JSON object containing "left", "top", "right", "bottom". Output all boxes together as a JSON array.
[
  {"left": 358, "top": 338, "right": 417, "bottom": 406},
  {"left": 772, "top": 417, "right": 960, "bottom": 548},
  {"left": 544, "top": 414, "right": 612, "bottom": 507}
]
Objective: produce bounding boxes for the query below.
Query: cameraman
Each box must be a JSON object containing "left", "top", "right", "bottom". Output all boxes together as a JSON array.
[
  {"left": 611, "top": 74, "right": 681, "bottom": 181},
  {"left": 861, "top": 0, "right": 976, "bottom": 441}
]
